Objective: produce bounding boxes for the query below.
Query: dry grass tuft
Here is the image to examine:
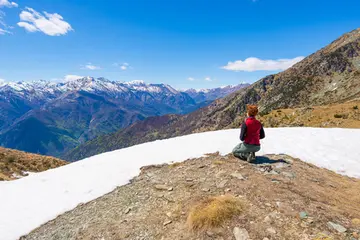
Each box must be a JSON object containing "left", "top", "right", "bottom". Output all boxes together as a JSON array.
[
  {"left": 313, "top": 234, "right": 333, "bottom": 240},
  {"left": 352, "top": 218, "right": 360, "bottom": 227},
  {"left": 169, "top": 162, "right": 182, "bottom": 168},
  {"left": 212, "top": 160, "right": 225, "bottom": 165},
  {"left": 187, "top": 195, "right": 245, "bottom": 231}
]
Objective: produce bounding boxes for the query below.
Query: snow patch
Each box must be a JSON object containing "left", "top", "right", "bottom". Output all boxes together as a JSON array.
[{"left": 1, "top": 128, "right": 360, "bottom": 240}]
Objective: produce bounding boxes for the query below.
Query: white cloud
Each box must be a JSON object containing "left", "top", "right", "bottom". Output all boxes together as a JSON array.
[
  {"left": 187, "top": 77, "right": 195, "bottom": 81},
  {"left": 0, "top": 27, "right": 10, "bottom": 34},
  {"left": 0, "top": 0, "right": 18, "bottom": 8},
  {"left": 64, "top": 75, "right": 84, "bottom": 82},
  {"left": 0, "top": 9, "right": 13, "bottom": 34},
  {"left": 204, "top": 77, "right": 212, "bottom": 81},
  {"left": 222, "top": 56, "right": 305, "bottom": 72},
  {"left": 17, "top": 7, "right": 73, "bottom": 36},
  {"left": 17, "top": 21, "right": 37, "bottom": 32},
  {"left": 120, "top": 62, "right": 129, "bottom": 70},
  {"left": 114, "top": 62, "right": 130, "bottom": 71},
  {"left": 83, "top": 63, "right": 101, "bottom": 70}
]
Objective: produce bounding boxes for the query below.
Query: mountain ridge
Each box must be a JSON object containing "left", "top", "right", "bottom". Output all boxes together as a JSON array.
[
  {"left": 64, "top": 28, "right": 360, "bottom": 161},
  {"left": 0, "top": 78, "right": 247, "bottom": 157}
]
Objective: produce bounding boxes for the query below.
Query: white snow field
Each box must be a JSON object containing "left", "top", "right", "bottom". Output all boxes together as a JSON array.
[{"left": 1, "top": 128, "right": 360, "bottom": 240}]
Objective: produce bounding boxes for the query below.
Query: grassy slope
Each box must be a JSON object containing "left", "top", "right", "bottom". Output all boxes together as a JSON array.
[
  {"left": 0, "top": 147, "right": 67, "bottom": 181},
  {"left": 259, "top": 101, "right": 360, "bottom": 128}
]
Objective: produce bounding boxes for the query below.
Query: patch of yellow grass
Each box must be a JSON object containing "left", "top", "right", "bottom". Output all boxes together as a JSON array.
[
  {"left": 187, "top": 195, "right": 245, "bottom": 231},
  {"left": 313, "top": 233, "right": 333, "bottom": 240},
  {"left": 352, "top": 218, "right": 360, "bottom": 227},
  {"left": 169, "top": 162, "right": 182, "bottom": 168}
]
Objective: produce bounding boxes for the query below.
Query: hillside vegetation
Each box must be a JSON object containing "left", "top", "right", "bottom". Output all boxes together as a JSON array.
[
  {"left": 259, "top": 100, "right": 360, "bottom": 128},
  {"left": 64, "top": 28, "right": 360, "bottom": 161},
  {"left": 0, "top": 147, "right": 67, "bottom": 181}
]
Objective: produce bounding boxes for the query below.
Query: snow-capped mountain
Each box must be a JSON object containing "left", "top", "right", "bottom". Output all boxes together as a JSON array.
[
  {"left": 0, "top": 77, "right": 245, "bottom": 157},
  {"left": 0, "top": 77, "right": 181, "bottom": 99},
  {"left": 185, "top": 83, "right": 250, "bottom": 103}
]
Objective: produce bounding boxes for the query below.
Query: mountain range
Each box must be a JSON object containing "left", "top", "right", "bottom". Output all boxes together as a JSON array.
[
  {"left": 0, "top": 78, "right": 248, "bottom": 156},
  {"left": 64, "top": 28, "right": 360, "bottom": 161}
]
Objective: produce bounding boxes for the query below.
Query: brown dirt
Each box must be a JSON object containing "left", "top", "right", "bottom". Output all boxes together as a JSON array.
[
  {"left": 22, "top": 153, "right": 360, "bottom": 240},
  {"left": 0, "top": 147, "right": 67, "bottom": 181},
  {"left": 259, "top": 101, "right": 360, "bottom": 128}
]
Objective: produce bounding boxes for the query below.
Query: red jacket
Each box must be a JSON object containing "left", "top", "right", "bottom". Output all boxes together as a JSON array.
[{"left": 240, "top": 117, "right": 265, "bottom": 145}]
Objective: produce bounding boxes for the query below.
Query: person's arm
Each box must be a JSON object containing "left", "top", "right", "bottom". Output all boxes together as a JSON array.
[
  {"left": 260, "top": 125, "right": 265, "bottom": 139},
  {"left": 240, "top": 121, "right": 247, "bottom": 141}
]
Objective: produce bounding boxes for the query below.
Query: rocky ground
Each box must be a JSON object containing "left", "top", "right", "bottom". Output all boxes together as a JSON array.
[{"left": 22, "top": 153, "right": 360, "bottom": 240}]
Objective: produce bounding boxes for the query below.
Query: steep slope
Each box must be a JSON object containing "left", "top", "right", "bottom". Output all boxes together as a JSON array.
[
  {"left": 0, "top": 147, "right": 67, "bottom": 181},
  {"left": 65, "top": 28, "right": 360, "bottom": 161}
]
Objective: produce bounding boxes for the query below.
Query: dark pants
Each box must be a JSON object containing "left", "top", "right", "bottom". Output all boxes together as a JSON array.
[{"left": 232, "top": 142, "right": 260, "bottom": 160}]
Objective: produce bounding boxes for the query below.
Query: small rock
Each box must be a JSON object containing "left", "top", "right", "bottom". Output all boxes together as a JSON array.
[
  {"left": 263, "top": 216, "right": 271, "bottom": 223},
  {"left": 206, "top": 231, "right": 215, "bottom": 237},
  {"left": 166, "top": 212, "right": 172, "bottom": 218},
  {"left": 267, "top": 227, "right": 277, "bottom": 234},
  {"left": 201, "top": 188, "right": 210, "bottom": 192},
  {"left": 198, "top": 165, "right": 206, "bottom": 168},
  {"left": 265, "top": 170, "right": 280, "bottom": 175},
  {"left": 299, "top": 211, "right": 308, "bottom": 219},
  {"left": 263, "top": 238, "right": 270, "bottom": 240},
  {"left": 271, "top": 179, "right": 281, "bottom": 184},
  {"left": 304, "top": 217, "right": 314, "bottom": 225},
  {"left": 124, "top": 207, "right": 131, "bottom": 214},
  {"left": 154, "top": 184, "right": 173, "bottom": 191},
  {"left": 216, "top": 170, "right": 226, "bottom": 178},
  {"left": 225, "top": 188, "right": 231, "bottom": 192},
  {"left": 327, "top": 221, "right": 347, "bottom": 233},
  {"left": 283, "top": 158, "right": 294, "bottom": 164},
  {"left": 265, "top": 203, "right": 271, "bottom": 207},
  {"left": 276, "top": 201, "right": 281, "bottom": 207},
  {"left": 281, "top": 171, "right": 296, "bottom": 179},
  {"left": 186, "top": 178, "right": 193, "bottom": 182},
  {"left": 163, "top": 220, "right": 172, "bottom": 226},
  {"left": 217, "top": 180, "right": 228, "bottom": 188},
  {"left": 274, "top": 162, "right": 289, "bottom": 169},
  {"left": 233, "top": 227, "right": 250, "bottom": 240},
  {"left": 231, "top": 172, "right": 245, "bottom": 180}
]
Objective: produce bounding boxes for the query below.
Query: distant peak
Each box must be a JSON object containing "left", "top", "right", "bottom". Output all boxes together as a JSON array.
[{"left": 124, "top": 80, "right": 146, "bottom": 85}]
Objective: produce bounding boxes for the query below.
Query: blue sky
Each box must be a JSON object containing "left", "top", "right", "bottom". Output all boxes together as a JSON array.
[{"left": 1, "top": 0, "right": 360, "bottom": 89}]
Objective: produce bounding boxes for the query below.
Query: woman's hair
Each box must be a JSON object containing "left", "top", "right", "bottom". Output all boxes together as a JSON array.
[{"left": 247, "top": 104, "right": 259, "bottom": 117}]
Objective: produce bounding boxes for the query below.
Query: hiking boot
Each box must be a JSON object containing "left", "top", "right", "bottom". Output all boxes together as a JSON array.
[{"left": 247, "top": 152, "right": 256, "bottom": 163}]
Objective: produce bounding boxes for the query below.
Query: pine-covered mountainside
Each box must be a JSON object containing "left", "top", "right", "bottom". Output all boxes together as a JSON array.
[{"left": 65, "top": 28, "right": 360, "bottom": 161}]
